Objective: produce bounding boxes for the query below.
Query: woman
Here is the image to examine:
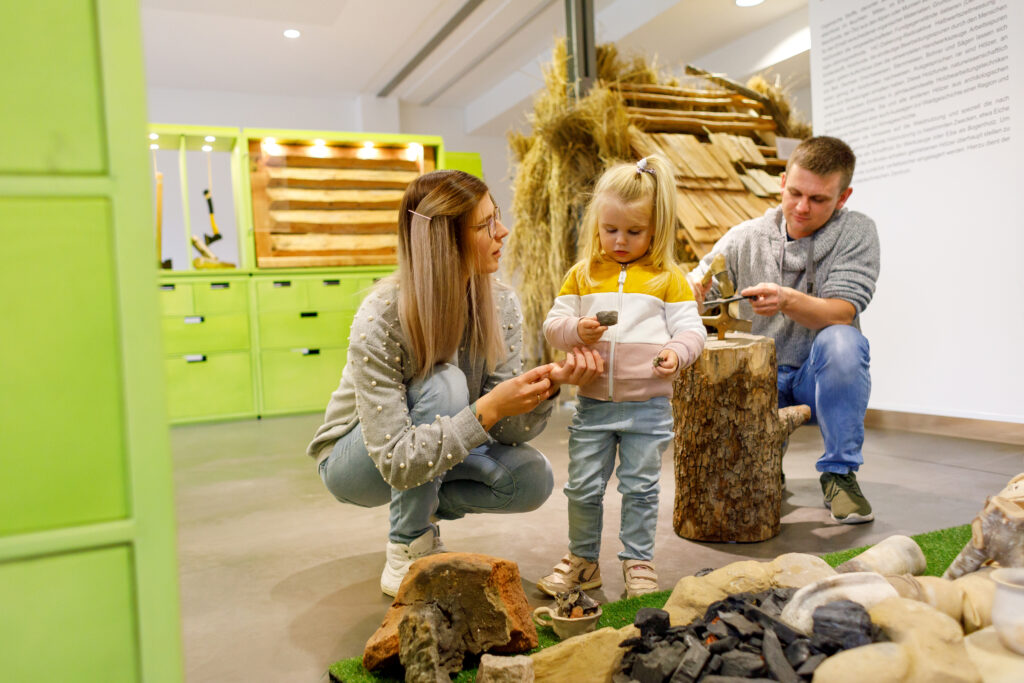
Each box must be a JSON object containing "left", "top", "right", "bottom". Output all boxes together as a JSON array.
[{"left": 306, "top": 169, "right": 603, "bottom": 596}]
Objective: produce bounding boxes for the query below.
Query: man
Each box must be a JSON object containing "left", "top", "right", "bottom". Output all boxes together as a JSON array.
[{"left": 688, "top": 136, "right": 880, "bottom": 524}]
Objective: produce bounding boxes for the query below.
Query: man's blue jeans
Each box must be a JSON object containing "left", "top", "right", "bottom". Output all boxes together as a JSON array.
[
  {"left": 564, "top": 396, "right": 674, "bottom": 563},
  {"left": 777, "top": 325, "right": 871, "bottom": 475},
  {"left": 319, "top": 363, "right": 554, "bottom": 544}
]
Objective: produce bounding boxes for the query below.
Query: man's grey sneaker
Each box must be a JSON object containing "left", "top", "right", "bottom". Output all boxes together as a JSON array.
[
  {"left": 537, "top": 553, "right": 602, "bottom": 597},
  {"left": 820, "top": 472, "right": 874, "bottom": 524},
  {"left": 380, "top": 525, "right": 447, "bottom": 597}
]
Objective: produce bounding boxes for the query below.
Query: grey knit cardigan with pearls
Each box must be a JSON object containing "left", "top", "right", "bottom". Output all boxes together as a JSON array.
[{"left": 306, "top": 278, "right": 556, "bottom": 490}]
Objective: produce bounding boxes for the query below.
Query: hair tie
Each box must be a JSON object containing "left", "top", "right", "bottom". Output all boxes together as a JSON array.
[
  {"left": 636, "top": 157, "right": 656, "bottom": 176},
  {"left": 408, "top": 209, "right": 431, "bottom": 221}
]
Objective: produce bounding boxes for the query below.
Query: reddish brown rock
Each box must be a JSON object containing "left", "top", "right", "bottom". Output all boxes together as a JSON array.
[{"left": 363, "top": 553, "right": 538, "bottom": 672}]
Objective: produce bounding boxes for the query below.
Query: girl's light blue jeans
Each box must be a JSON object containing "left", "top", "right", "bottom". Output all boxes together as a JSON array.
[
  {"left": 319, "top": 363, "right": 554, "bottom": 544},
  {"left": 565, "top": 395, "right": 674, "bottom": 563},
  {"left": 777, "top": 324, "right": 871, "bottom": 475}
]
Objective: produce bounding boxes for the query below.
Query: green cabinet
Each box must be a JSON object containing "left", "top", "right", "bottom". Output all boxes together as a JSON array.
[
  {"left": 254, "top": 269, "right": 388, "bottom": 415},
  {"left": 158, "top": 275, "right": 256, "bottom": 423}
]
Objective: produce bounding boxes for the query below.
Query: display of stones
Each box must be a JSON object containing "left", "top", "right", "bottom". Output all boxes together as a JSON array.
[{"left": 613, "top": 589, "right": 888, "bottom": 682}]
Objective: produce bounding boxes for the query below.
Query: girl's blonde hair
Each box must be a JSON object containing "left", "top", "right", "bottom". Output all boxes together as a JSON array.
[
  {"left": 394, "top": 170, "right": 504, "bottom": 379},
  {"left": 578, "top": 154, "right": 680, "bottom": 287}
]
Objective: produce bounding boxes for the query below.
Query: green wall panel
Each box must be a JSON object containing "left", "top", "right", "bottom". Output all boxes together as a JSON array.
[
  {"left": 0, "top": 546, "right": 139, "bottom": 682},
  {"left": 442, "top": 151, "right": 484, "bottom": 180},
  {"left": 0, "top": 198, "right": 127, "bottom": 534},
  {"left": 0, "top": 0, "right": 108, "bottom": 174}
]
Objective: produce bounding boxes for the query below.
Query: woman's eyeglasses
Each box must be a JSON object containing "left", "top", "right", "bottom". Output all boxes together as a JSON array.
[{"left": 471, "top": 206, "right": 502, "bottom": 239}]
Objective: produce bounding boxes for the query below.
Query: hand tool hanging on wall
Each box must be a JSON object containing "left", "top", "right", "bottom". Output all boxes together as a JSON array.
[
  {"left": 154, "top": 149, "right": 171, "bottom": 269},
  {"left": 202, "top": 148, "right": 223, "bottom": 246}
]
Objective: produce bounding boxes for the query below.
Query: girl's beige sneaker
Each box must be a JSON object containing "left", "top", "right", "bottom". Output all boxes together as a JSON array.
[
  {"left": 537, "top": 552, "right": 602, "bottom": 597},
  {"left": 622, "top": 559, "right": 658, "bottom": 597}
]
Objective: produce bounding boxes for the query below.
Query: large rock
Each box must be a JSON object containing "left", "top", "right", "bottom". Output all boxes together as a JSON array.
[
  {"left": 531, "top": 625, "right": 639, "bottom": 683},
  {"left": 663, "top": 554, "right": 835, "bottom": 626},
  {"left": 363, "top": 553, "right": 537, "bottom": 672},
  {"left": 815, "top": 597, "right": 981, "bottom": 683}
]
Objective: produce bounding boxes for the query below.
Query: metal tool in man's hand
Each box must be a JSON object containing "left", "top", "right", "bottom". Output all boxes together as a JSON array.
[{"left": 701, "top": 293, "right": 756, "bottom": 309}]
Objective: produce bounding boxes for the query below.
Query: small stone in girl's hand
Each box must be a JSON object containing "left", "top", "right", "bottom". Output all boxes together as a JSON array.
[
  {"left": 596, "top": 310, "right": 618, "bottom": 326},
  {"left": 652, "top": 355, "right": 664, "bottom": 367}
]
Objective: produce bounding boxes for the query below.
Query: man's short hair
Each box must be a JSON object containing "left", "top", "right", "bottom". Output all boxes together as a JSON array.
[{"left": 786, "top": 136, "right": 856, "bottom": 192}]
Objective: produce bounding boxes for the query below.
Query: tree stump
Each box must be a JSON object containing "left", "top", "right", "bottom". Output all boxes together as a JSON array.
[{"left": 672, "top": 333, "right": 810, "bottom": 542}]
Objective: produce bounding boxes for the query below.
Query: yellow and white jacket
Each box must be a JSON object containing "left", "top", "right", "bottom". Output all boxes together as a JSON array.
[{"left": 543, "top": 256, "right": 706, "bottom": 402}]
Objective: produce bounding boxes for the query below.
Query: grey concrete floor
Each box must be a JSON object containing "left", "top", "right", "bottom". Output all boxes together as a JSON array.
[{"left": 170, "top": 402, "right": 1024, "bottom": 682}]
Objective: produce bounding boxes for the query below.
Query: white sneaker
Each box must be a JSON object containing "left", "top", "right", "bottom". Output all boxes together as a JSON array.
[
  {"left": 622, "top": 559, "right": 658, "bottom": 598},
  {"left": 380, "top": 526, "right": 447, "bottom": 597}
]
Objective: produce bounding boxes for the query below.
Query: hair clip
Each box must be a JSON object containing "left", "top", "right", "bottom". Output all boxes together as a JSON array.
[
  {"left": 636, "top": 158, "right": 656, "bottom": 176},
  {"left": 408, "top": 209, "right": 431, "bottom": 221}
]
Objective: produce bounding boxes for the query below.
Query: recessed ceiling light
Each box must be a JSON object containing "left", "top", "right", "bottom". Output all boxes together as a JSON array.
[
  {"left": 204, "top": 135, "right": 215, "bottom": 142},
  {"left": 148, "top": 133, "right": 158, "bottom": 140},
  {"left": 736, "top": 0, "right": 764, "bottom": 6},
  {"left": 283, "top": 29, "right": 301, "bottom": 39}
]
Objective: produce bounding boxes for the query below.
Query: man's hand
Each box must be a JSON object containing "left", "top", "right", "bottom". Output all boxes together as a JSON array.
[
  {"left": 576, "top": 317, "right": 607, "bottom": 345},
  {"left": 687, "top": 273, "right": 712, "bottom": 307},
  {"left": 741, "top": 282, "right": 856, "bottom": 330},
  {"left": 741, "top": 282, "right": 788, "bottom": 317},
  {"left": 652, "top": 349, "right": 678, "bottom": 377}
]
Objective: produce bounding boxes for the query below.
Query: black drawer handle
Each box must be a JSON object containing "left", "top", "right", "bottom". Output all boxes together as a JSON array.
[
  {"left": 273, "top": 280, "right": 292, "bottom": 288},
  {"left": 300, "top": 311, "right": 318, "bottom": 318},
  {"left": 210, "top": 282, "right": 230, "bottom": 290},
  {"left": 299, "top": 348, "right": 320, "bottom": 356},
  {"left": 322, "top": 279, "right": 340, "bottom": 286},
  {"left": 160, "top": 284, "right": 175, "bottom": 291},
  {"left": 184, "top": 354, "right": 207, "bottom": 363},
  {"left": 184, "top": 316, "right": 205, "bottom": 324}
]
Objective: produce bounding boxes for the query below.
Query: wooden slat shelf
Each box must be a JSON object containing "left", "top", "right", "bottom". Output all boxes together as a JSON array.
[{"left": 249, "top": 138, "right": 435, "bottom": 268}]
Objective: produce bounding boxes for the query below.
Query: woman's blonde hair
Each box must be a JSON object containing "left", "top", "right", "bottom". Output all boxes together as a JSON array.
[
  {"left": 394, "top": 170, "right": 504, "bottom": 378},
  {"left": 578, "top": 154, "right": 680, "bottom": 287}
]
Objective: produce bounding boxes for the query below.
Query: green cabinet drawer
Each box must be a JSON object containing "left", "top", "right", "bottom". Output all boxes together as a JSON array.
[
  {"left": 164, "top": 351, "right": 254, "bottom": 421},
  {"left": 255, "top": 277, "right": 307, "bottom": 311},
  {"left": 159, "top": 282, "right": 194, "bottom": 316},
  {"left": 257, "top": 309, "right": 352, "bottom": 348},
  {"left": 162, "top": 312, "right": 250, "bottom": 354},
  {"left": 194, "top": 279, "right": 249, "bottom": 313},
  {"left": 260, "top": 347, "right": 346, "bottom": 414},
  {"left": 307, "top": 275, "right": 372, "bottom": 311}
]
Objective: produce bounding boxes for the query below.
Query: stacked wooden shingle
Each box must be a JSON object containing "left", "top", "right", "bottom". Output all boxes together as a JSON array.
[
  {"left": 248, "top": 141, "right": 434, "bottom": 268},
  {"left": 612, "top": 80, "right": 790, "bottom": 260}
]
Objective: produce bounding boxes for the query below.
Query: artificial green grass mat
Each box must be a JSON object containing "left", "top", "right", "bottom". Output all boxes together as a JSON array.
[{"left": 331, "top": 525, "right": 971, "bottom": 682}]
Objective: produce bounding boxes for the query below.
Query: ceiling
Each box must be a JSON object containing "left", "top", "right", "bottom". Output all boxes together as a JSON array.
[{"left": 141, "top": 0, "right": 809, "bottom": 126}]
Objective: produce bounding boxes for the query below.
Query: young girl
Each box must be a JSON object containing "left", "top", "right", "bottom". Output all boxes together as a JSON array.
[{"left": 539, "top": 155, "right": 706, "bottom": 597}]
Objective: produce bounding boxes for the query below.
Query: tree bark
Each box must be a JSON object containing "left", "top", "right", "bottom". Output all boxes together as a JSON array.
[{"left": 672, "top": 333, "right": 810, "bottom": 542}]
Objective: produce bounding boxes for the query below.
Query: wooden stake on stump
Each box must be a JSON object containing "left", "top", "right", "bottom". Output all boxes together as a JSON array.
[{"left": 672, "top": 333, "right": 810, "bottom": 542}]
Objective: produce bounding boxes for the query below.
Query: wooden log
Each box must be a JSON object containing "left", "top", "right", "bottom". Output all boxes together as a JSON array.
[
  {"left": 264, "top": 155, "right": 420, "bottom": 171},
  {"left": 685, "top": 64, "right": 791, "bottom": 138},
  {"left": 626, "top": 106, "right": 775, "bottom": 125},
  {"left": 269, "top": 209, "right": 399, "bottom": 225},
  {"left": 610, "top": 81, "right": 764, "bottom": 109},
  {"left": 672, "top": 333, "right": 810, "bottom": 542},
  {"left": 629, "top": 113, "right": 777, "bottom": 135},
  {"left": 270, "top": 233, "right": 398, "bottom": 253},
  {"left": 266, "top": 167, "right": 418, "bottom": 189},
  {"left": 256, "top": 253, "right": 398, "bottom": 268}
]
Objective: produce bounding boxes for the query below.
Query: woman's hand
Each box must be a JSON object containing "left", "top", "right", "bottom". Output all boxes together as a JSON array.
[
  {"left": 474, "top": 364, "right": 556, "bottom": 429},
  {"left": 652, "top": 349, "right": 678, "bottom": 378},
  {"left": 549, "top": 347, "right": 604, "bottom": 388},
  {"left": 577, "top": 317, "right": 607, "bottom": 345}
]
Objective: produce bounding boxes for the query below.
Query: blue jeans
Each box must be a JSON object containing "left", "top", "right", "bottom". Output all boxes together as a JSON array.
[
  {"left": 777, "top": 325, "right": 871, "bottom": 475},
  {"left": 319, "top": 363, "right": 554, "bottom": 544},
  {"left": 565, "top": 396, "right": 674, "bottom": 562}
]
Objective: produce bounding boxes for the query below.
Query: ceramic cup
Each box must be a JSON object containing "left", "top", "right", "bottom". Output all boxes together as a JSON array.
[
  {"left": 990, "top": 568, "right": 1024, "bottom": 655},
  {"left": 532, "top": 605, "right": 602, "bottom": 640}
]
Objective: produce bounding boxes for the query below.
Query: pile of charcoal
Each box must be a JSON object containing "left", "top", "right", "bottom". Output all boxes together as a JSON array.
[{"left": 614, "top": 588, "right": 887, "bottom": 682}]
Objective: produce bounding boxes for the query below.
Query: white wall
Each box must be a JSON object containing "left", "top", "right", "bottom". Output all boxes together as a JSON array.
[{"left": 810, "top": 0, "right": 1024, "bottom": 423}]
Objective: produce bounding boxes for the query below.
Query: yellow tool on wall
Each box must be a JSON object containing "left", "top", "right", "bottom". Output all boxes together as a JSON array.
[
  {"left": 202, "top": 149, "right": 222, "bottom": 246},
  {"left": 191, "top": 147, "right": 234, "bottom": 269}
]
